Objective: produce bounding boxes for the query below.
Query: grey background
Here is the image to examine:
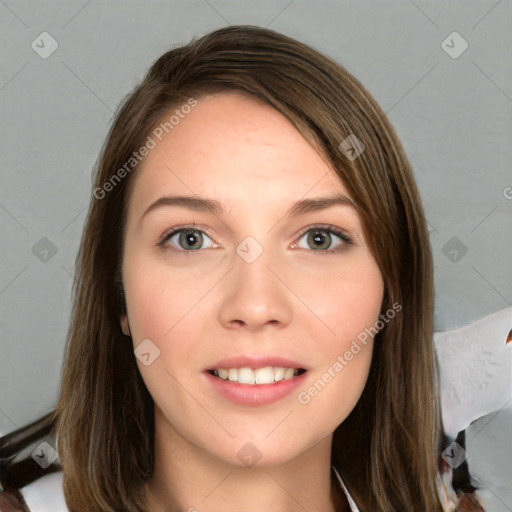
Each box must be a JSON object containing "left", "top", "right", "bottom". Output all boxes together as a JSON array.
[{"left": 1, "top": 0, "right": 511, "bottom": 442}]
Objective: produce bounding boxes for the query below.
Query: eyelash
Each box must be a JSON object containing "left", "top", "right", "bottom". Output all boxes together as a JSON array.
[{"left": 157, "top": 224, "right": 353, "bottom": 255}]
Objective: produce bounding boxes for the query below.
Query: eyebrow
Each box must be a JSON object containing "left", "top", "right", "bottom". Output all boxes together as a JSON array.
[{"left": 141, "top": 194, "right": 356, "bottom": 220}]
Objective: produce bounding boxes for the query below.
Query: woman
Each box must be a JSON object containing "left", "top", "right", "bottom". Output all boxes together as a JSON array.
[{"left": 1, "top": 25, "right": 475, "bottom": 511}]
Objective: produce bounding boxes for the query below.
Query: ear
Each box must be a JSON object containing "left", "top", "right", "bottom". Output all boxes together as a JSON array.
[{"left": 120, "top": 315, "right": 131, "bottom": 336}]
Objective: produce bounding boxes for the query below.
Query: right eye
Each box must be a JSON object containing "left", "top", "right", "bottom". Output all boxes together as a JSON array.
[{"left": 159, "top": 228, "right": 216, "bottom": 252}]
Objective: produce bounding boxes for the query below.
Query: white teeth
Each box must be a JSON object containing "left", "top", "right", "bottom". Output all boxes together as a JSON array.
[
  {"left": 274, "top": 367, "right": 284, "bottom": 382},
  {"left": 212, "top": 366, "right": 301, "bottom": 385},
  {"left": 255, "top": 366, "right": 275, "bottom": 384},
  {"left": 283, "top": 368, "right": 295, "bottom": 380},
  {"left": 238, "top": 367, "right": 255, "bottom": 384}
]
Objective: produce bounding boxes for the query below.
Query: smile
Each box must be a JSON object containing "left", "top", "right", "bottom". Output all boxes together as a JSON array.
[{"left": 208, "top": 366, "right": 306, "bottom": 385}]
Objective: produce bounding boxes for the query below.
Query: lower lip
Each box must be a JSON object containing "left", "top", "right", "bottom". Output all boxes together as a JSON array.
[{"left": 204, "top": 371, "right": 308, "bottom": 406}]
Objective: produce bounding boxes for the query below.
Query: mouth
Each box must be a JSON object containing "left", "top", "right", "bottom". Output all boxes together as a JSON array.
[{"left": 207, "top": 366, "right": 307, "bottom": 385}]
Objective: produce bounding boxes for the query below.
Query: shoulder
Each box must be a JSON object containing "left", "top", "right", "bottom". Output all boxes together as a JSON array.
[{"left": 13, "top": 471, "right": 68, "bottom": 512}]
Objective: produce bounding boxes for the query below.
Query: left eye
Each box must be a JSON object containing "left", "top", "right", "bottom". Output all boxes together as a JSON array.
[
  {"left": 296, "top": 228, "right": 349, "bottom": 251},
  {"left": 162, "top": 229, "right": 215, "bottom": 251}
]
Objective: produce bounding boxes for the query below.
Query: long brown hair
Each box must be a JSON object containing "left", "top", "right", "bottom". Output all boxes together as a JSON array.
[{"left": 23, "top": 26, "right": 442, "bottom": 510}]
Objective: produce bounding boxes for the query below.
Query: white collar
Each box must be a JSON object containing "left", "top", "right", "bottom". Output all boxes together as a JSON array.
[
  {"left": 21, "top": 469, "right": 360, "bottom": 512},
  {"left": 20, "top": 471, "right": 68, "bottom": 512},
  {"left": 332, "top": 466, "right": 361, "bottom": 512}
]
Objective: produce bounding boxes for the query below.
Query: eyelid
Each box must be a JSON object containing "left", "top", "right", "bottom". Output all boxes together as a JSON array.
[
  {"left": 292, "top": 224, "right": 353, "bottom": 253},
  {"left": 157, "top": 224, "right": 219, "bottom": 251},
  {"left": 294, "top": 224, "right": 352, "bottom": 243},
  {"left": 157, "top": 223, "right": 353, "bottom": 253}
]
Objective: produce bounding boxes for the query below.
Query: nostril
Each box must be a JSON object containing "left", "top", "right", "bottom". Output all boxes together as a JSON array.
[{"left": 228, "top": 319, "right": 245, "bottom": 328}]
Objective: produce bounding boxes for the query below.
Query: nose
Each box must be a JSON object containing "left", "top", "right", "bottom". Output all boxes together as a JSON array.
[{"left": 217, "top": 245, "right": 293, "bottom": 331}]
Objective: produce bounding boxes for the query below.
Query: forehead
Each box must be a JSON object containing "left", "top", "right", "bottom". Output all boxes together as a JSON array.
[{"left": 128, "top": 92, "right": 349, "bottom": 215}]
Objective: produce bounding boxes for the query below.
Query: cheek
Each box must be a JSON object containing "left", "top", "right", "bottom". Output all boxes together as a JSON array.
[
  {"left": 123, "top": 259, "right": 216, "bottom": 380},
  {"left": 292, "top": 258, "right": 383, "bottom": 424},
  {"left": 123, "top": 265, "right": 207, "bottom": 411},
  {"left": 301, "top": 256, "right": 384, "bottom": 349},
  {"left": 296, "top": 279, "right": 382, "bottom": 428},
  {"left": 123, "top": 258, "right": 203, "bottom": 339}
]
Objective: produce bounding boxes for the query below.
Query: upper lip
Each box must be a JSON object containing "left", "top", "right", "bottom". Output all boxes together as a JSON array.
[{"left": 207, "top": 355, "right": 307, "bottom": 371}]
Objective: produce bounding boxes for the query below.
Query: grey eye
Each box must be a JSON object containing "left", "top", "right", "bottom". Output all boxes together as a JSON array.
[
  {"left": 297, "top": 229, "right": 344, "bottom": 251},
  {"left": 166, "top": 229, "right": 214, "bottom": 250}
]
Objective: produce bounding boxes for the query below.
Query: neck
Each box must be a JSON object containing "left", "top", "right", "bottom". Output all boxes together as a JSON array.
[{"left": 143, "top": 409, "right": 349, "bottom": 512}]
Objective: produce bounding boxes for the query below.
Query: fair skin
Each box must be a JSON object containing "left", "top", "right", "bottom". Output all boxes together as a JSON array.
[{"left": 120, "top": 92, "right": 384, "bottom": 512}]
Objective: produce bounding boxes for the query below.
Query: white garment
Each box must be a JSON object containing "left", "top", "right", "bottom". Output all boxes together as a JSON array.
[
  {"left": 20, "top": 469, "right": 360, "bottom": 511},
  {"left": 19, "top": 472, "right": 68, "bottom": 512},
  {"left": 332, "top": 466, "right": 361, "bottom": 512},
  {"left": 434, "top": 305, "right": 512, "bottom": 438}
]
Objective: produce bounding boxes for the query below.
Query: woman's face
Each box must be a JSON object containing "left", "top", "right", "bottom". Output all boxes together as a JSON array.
[{"left": 121, "top": 92, "right": 384, "bottom": 467}]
